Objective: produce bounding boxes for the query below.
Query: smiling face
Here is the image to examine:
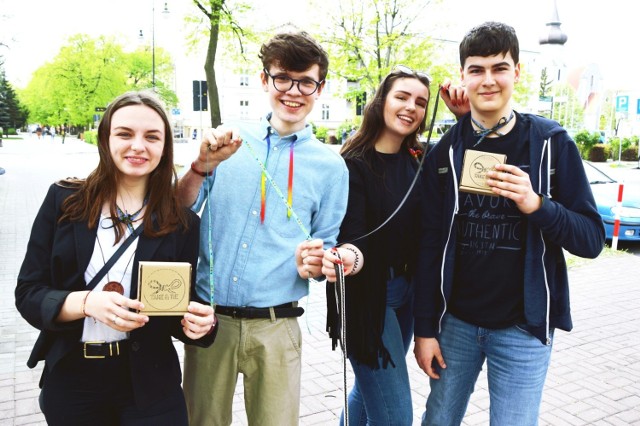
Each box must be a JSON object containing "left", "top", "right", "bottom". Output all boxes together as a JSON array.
[
  {"left": 261, "top": 64, "right": 324, "bottom": 136},
  {"left": 461, "top": 51, "right": 520, "bottom": 120},
  {"left": 108, "top": 104, "right": 165, "bottom": 184},
  {"left": 380, "top": 77, "right": 430, "bottom": 143}
]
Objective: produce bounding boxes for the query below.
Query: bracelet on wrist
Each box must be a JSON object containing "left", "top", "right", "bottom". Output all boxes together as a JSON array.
[
  {"left": 191, "top": 161, "right": 213, "bottom": 177},
  {"left": 81, "top": 291, "right": 91, "bottom": 317},
  {"left": 343, "top": 246, "right": 360, "bottom": 276}
]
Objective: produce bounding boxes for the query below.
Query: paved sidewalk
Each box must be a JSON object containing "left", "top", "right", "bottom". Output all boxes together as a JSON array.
[{"left": 1, "top": 137, "right": 639, "bottom": 425}]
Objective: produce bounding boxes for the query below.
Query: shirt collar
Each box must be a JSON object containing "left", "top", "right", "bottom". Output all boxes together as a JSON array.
[{"left": 260, "top": 113, "right": 311, "bottom": 143}]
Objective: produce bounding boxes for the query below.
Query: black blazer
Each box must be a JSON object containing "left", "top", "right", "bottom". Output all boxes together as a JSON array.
[{"left": 15, "top": 183, "right": 216, "bottom": 409}]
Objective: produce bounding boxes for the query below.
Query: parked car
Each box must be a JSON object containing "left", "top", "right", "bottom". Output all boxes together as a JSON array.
[{"left": 582, "top": 161, "right": 640, "bottom": 241}]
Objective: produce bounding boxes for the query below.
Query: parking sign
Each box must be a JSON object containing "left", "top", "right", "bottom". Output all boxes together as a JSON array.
[{"left": 616, "top": 95, "right": 629, "bottom": 112}]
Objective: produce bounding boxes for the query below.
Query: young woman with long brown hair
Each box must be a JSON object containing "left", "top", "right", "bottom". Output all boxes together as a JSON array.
[{"left": 16, "top": 90, "right": 217, "bottom": 426}]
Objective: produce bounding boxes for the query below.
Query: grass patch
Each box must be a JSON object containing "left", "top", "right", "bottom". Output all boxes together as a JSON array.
[{"left": 565, "top": 245, "right": 628, "bottom": 269}]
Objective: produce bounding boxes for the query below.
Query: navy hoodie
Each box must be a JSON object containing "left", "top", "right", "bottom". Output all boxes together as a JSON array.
[{"left": 414, "top": 112, "right": 605, "bottom": 345}]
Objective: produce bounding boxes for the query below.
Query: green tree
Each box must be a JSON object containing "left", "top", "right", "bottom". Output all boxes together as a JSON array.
[
  {"left": 539, "top": 67, "right": 553, "bottom": 98},
  {"left": 21, "top": 35, "right": 130, "bottom": 128},
  {"left": 0, "top": 68, "right": 28, "bottom": 131},
  {"left": 321, "top": 0, "right": 447, "bottom": 93},
  {"left": 20, "top": 34, "right": 177, "bottom": 130},
  {"left": 316, "top": 0, "right": 456, "bottom": 123},
  {"left": 550, "top": 83, "right": 583, "bottom": 131},
  {"left": 126, "top": 46, "right": 177, "bottom": 106},
  {"left": 190, "top": 0, "right": 250, "bottom": 127}
]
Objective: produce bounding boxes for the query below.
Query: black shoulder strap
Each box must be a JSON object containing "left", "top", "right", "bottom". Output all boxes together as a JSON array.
[{"left": 85, "top": 225, "right": 144, "bottom": 291}]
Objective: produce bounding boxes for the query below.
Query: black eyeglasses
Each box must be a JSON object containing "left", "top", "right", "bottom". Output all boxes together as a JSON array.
[
  {"left": 393, "top": 65, "right": 431, "bottom": 85},
  {"left": 263, "top": 68, "right": 324, "bottom": 96}
]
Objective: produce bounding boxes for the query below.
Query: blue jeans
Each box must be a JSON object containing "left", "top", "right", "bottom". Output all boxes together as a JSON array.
[
  {"left": 422, "top": 314, "right": 553, "bottom": 426},
  {"left": 341, "top": 274, "right": 414, "bottom": 426}
]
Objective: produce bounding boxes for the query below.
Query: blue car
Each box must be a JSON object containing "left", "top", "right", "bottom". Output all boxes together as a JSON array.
[{"left": 583, "top": 161, "right": 640, "bottom": 241}]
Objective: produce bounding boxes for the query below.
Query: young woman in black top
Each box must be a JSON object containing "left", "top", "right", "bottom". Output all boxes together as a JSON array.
[{"left": 322, "top": 67, "right": 432, "bottom": 425}]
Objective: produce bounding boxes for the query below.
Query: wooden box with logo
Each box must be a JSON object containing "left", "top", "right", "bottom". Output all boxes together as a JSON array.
[
  {"left": 459, "top": 149, "right": 507, "bottom": 197},
  {"left": 137, "top": 261, "right": 191, "bottom": 316}
]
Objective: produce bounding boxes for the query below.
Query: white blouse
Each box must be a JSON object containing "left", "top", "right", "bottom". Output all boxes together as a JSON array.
[{"left": 81, "top": 216, "right": 140, "bottom": 343}]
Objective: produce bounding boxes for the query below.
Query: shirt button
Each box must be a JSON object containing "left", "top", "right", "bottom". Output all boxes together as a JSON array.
[
  {"left": 242, "top": 243, "right": 248, "bottom": 249},
  {"left": 233, "top": 277, "right": 238, "bottom": 282},
  {"left": 273, "top": 146, "right": 279, "bottom": 151},
  {"left": 252, "top": 210, "right": 258, "bottom": 215}
]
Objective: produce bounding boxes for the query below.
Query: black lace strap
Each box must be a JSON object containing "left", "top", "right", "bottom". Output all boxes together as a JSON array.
[{"left": 85, "top": 225, "right": 144, "bottom": 291}]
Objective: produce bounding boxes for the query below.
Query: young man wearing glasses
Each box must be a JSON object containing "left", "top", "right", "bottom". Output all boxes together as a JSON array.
[
  {"left": 178, "top": 31, "right": 348, "bottom": 426},
  {"left": 413, "top": 21, "right": 604, "bottom": 425}
]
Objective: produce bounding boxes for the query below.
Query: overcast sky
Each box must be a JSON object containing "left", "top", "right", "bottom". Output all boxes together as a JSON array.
[{"left": 1, "top": 0, "right": 636, "bottom": 91}]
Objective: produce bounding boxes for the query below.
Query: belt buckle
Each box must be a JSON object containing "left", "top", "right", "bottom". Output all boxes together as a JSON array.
[
  {"left": 83, "top": 341, "right": 106, "bottom": 359},
  {"left": 83, "top": 341, "right": 120, "bottom": 358},
  {"left": 110, "top": 341, "right": 120, "bottom": 356}
]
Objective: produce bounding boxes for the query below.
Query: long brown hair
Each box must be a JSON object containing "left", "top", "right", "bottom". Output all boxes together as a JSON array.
[
  {"left": 341, "top": 70, "right": 430, "bottom": 161},
  {"left": 60, "top": 90, "right": 188, "bottom": 241}
]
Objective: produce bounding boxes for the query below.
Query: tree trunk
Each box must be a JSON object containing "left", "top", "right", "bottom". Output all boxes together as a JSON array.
[{"left": 204, "top": 8, "right": 222, "bottom": 128}]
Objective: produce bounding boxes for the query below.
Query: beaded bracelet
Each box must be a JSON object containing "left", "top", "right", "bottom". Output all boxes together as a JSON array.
[
  {"left": 191, "top": 161, "right": 213, "bottom": 177},
  {"left": 343, "top": 246, "right": 360, "bottom": 276}
]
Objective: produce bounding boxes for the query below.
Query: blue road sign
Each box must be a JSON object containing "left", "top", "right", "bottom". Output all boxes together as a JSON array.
[{"left": 616, "top": 95, "right": 629, "bottom": 112}]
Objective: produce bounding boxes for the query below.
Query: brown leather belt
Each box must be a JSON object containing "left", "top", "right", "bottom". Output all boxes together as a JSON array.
[{"left": 215, "top": 302, "right": 304, "bottom": 319}]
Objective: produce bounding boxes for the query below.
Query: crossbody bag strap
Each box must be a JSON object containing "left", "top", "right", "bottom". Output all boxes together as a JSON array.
[{"left": 85, "top": 225, "right": 144, "bottom": 291}]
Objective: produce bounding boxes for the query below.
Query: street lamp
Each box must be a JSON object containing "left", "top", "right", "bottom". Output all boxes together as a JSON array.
[{"left": 139, "top": 1, "right": 169, "bottom": 88}]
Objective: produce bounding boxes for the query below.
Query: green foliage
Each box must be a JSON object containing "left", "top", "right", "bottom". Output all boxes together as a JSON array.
[
  {"left": 127, "top": 46, "right": 177, "bottom": 106},
  {"left": 337, "top": 119, "right": 361, "bottom": 141},
  {"left": 551, "top": 83, "right": 584, "bottom": 130},
  {"left": 187, "top": 0, "right": 254, "bottom": 127},
  {"left": 84, "top": 130, "right": 98, "bottom": 146},
  {"left": 314, "top": 125, "right": 329, "bottom": 142},
  {"left": 574, "top": 130, "right": 601, "bottom": 159},
  {"left": 0, "top": 67, "right": 28, "bottom": 130},
  {"left": 588, "top": 144, "right": 608, "bottom": 162},
  {"left": 539, "top": 67, "right": 553, "bottom": 98},
  {"left": 608, "top": 136, "right": 638, "bottom": 160},
  {"left": 318, "top": 0, "right": 455, "bottom": 122},
  {"left": 19, "top": 34, "right": 177, "bottom": 129},
  {"left": 622, "top": 146, "right": 638, "bottom": 161},
  {"left": 512, "top": 64, "right": 534, "bottom": 110}
]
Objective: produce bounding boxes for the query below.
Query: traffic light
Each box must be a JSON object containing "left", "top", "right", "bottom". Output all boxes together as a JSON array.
[{"left": 193, "top": 80, "right": 208, "bottom": 112}]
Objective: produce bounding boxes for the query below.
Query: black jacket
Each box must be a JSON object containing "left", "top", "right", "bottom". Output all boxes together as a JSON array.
[
  {"left": 327, "top": 149, "right": 424, "bottom": 368},
  {"left": 15, "top": 182, "right": 216, "bottom": 409},
  {"left": 414, "top": 113, "right": 605, "bottom": 344}
]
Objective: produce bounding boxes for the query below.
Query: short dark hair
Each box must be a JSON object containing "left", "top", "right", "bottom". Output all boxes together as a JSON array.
[
  {"left": 259, "top": 31, "right": 329, "bottom": 81},
  {"left": 459, "top": 21, "right": 519, "bottom": 68}
]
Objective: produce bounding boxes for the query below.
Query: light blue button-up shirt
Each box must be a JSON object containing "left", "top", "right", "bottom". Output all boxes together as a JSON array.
[{"left": 192, "top": 115, "right": 349, "bottom": 308}]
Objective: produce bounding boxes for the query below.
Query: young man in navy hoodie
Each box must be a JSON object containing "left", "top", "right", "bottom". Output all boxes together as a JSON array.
[{"left": 413, "top": 21, "right": 605, "bottom": 425}]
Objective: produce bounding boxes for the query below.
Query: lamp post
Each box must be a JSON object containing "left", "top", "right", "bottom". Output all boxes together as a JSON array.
[{"left": 139, "top": 1, "right": 169, "bottom": 89}]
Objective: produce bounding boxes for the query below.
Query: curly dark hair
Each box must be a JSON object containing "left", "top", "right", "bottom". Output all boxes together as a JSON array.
[{"left": 259, "top": 31, "right": 329, "bottom": 81}]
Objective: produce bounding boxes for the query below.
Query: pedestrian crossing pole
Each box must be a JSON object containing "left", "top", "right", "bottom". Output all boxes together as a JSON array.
[{"left": 611, "top": 181, "right": 625, "bottom": 250}]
